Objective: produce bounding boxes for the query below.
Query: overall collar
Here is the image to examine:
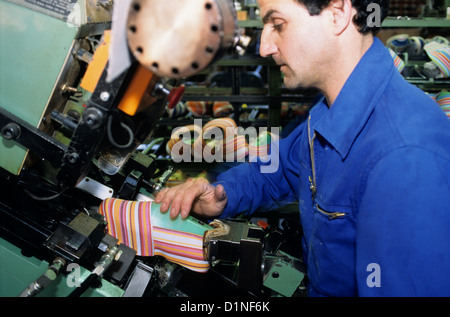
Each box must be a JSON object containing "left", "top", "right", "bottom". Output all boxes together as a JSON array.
[{"left": 310, "top": 37, "right": 396, "bottom": 159}]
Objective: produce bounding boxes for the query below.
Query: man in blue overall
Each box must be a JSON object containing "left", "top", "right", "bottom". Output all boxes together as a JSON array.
[{"left": 156, "top": 0, "right": 450, "bottom": 296}]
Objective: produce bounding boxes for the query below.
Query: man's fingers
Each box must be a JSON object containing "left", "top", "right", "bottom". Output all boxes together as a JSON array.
[
  {"left": 153, "top": 177, "right": 224, "bottom": 219},
  {"left": 155, "top": 187, "right": 172, "bottom": 212},
  {"left": 179, "top": 187, "right": 206, "bottom": 218},
  {"left": 169, "top": 184, "right": 200, "bottom": 219},
  {"left": 169, "top": 193, "right": 182, "bottom": 218},
  {"left": 154, "top": 187, "right": 168, "bottom": 203}
]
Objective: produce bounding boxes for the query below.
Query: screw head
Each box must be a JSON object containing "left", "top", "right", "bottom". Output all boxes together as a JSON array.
[
  {"left": 67, "top": 152, "right": 79, "bottom": 164},
  {"left": 100, "top": 91, "right": 110, "bottom": 102},
  {"left": 82, "top": 108, "right": 103, "bottom": 129},
  {"left": 1, "top": 123, "right": 21, "bottom": 140}
]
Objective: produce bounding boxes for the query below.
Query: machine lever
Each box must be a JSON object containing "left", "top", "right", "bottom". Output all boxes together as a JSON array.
[{"left": 152, "top": 81, "right": 185, "bottom": 109}]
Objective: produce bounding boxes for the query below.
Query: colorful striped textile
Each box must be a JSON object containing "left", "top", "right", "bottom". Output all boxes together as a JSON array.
[
  {"left": 200, "top": 118, "right": 249, "bottom": 161},
  {"left": 223, "top": 134, "right": 248, "bottom": 161},
  {"left": 98, "top": 198, "right": 210, "bottom": 273},
  {"left": 388, "top": 48, "right": 405, "bottom": 73},
  {"left": 409, "top": 36, "right": 425, "bottom": 56},
  {"left": 166, "top": 101, "right": 187, "bottom": 118},
  {"left": 202, "top": 117, "right": 238, "bottom": 139},
  {"left": 424, "top": 41, "right": 450, "bottom": 78},
  {"left": 166, "top": 118, "right": 279, "bottom": 162},
  {"left": 435, "top": 91, "right": 450, "bottom": 118},
  {"left": 185, "top": 101, "right": 207, "bottom": 117},
  {"left": 213, "top": 101, "right": 234, "bottom": 117},
  {"left": 166, "top": 123, "right": 202, "bottom": 158},
  {"left": 248, "top": 130, "right": 276, "bottom": 160}
]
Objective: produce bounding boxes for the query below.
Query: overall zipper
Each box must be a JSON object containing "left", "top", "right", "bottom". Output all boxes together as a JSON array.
[
  {"left": 307, "top": 116, "right": 317, "bottom": 199},
  {"left": 308, "top": 115, "right": 346, "bottom": 220}
]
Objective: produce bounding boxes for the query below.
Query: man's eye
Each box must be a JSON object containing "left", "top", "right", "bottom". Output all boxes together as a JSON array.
[{"left": 273, "top": 23, "right": 283, "bottom": 31}]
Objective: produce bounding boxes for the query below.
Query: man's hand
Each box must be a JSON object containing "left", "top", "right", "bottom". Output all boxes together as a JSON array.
[{"left": 154, "top": 177, "right": 227, "bottom": 219}]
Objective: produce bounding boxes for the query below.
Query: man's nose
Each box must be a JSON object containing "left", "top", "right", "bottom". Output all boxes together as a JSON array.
[{"left": 259, "top": 28, "right": 277, "bottom": 57}]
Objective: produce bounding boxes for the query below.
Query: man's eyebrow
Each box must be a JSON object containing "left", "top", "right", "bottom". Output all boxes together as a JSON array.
[{"left": 262, "top": 9, "right": 279, "bottom": 24}]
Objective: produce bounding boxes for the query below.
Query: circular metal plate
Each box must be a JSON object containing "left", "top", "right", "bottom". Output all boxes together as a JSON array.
[{"left": 127, "top": 0, "right": 236, "bottom": 78}]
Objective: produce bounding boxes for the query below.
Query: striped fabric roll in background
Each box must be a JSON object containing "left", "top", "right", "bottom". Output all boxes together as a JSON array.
[
  {"left": 435, "top": 91, "right": 450, "bottom": 118},
  {"left": 424, "top": 41, "right": 450, "bottom": 78},
  {"left": 388, "top": 47, "right": 405, "bottom": 73}
]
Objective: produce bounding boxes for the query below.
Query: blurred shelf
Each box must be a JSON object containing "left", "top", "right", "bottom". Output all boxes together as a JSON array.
[
  {"left": 238, "top": 17, "right": 450, "bottom": 29},
  {"left": 382, "top": 17, "right": 450, "bottom": 28},
  {"left": 215, "top": 55, "right": 275, "bottom": 66}
]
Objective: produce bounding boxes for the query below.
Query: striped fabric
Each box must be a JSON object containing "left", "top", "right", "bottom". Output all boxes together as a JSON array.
[
  {"left": 388, "top": 48, "right": 405, "bottom": 73},
  {"left": 212, "top": 101, "right": 234, "bottom": 117},
  {"left": 98, "top": 198, "right": 210, "bottom": 273},
  {"left": 166, "top": 118, "right": 278, "bottom": 162},
  {"left": 166, "top": 101, "right": 187, "bottom": 118},
  {"left": 248, "top": 130, "right": 275, "bottom": 160},
  {"left": 424, "top": 41, "right": 450, "bottom": 78},
  {"left": 435, "top": 91, "right": 450, "bottom": 118},
  {"left": 224, "top": 134, "right": 248, "bottom": 161},
  {"left": 202, "top": 117, "right": 238, "bottom": 137},
  {"left": 185, "top": 101, "right": 207, "bottom": 116},
  {"left": 201, "top": 118, "right": 249, "bottom": 161},
  {"left": 166, "top": 123, "right": 202, "bottom": 158}
]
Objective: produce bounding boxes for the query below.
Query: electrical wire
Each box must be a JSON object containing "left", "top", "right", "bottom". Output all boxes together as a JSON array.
[
  {"left": 142, "top": 137, "right": 164, "bottom": 155},
  {"left": 23, "top": 188, "right": 66, "bottom": 201},
  {"left": 107, "top": 114, "right": 134, "bottom": 149}
]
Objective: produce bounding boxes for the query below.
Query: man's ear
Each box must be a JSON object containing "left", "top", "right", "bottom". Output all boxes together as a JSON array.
[{"left": 327, "top": 0, "right": 354, "bottom": 35}]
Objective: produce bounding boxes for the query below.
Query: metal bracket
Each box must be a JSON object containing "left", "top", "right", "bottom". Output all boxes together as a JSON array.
[
  {"left": 205, "top": 219, "right": 265, "bottom": 291},
  {"left": 123, "top": 261, "right": 154, "bottom": 297},
  {"left": 0, "top": 106, "right": 67, "bottom": 167}
]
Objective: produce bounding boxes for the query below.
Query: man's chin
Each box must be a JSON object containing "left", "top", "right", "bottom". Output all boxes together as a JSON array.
[{"left": 283, "top": 78, "right": 304, "bottom": 90}]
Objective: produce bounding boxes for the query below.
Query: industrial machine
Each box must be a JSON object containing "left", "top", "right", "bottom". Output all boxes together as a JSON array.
[{"left": 0, "top": 0, "right": 305, "bottom": 297}]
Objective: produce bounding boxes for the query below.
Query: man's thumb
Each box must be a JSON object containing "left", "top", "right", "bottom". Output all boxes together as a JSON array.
[{"left": 214, "top": 184, "right": 227, "bottom": 202}]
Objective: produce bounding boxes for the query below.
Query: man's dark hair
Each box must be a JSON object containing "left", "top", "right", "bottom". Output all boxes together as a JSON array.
[{"left": 297, "top": 0, "right": 390, "bottom": 34}]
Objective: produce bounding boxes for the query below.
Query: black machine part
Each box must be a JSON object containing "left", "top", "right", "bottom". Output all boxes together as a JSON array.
[
  {"left": 45, "top": 212, "right": 106, "bottom": 262},
  {"left": 204, "top": 219, "right": 265, "bottom": 292}
]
